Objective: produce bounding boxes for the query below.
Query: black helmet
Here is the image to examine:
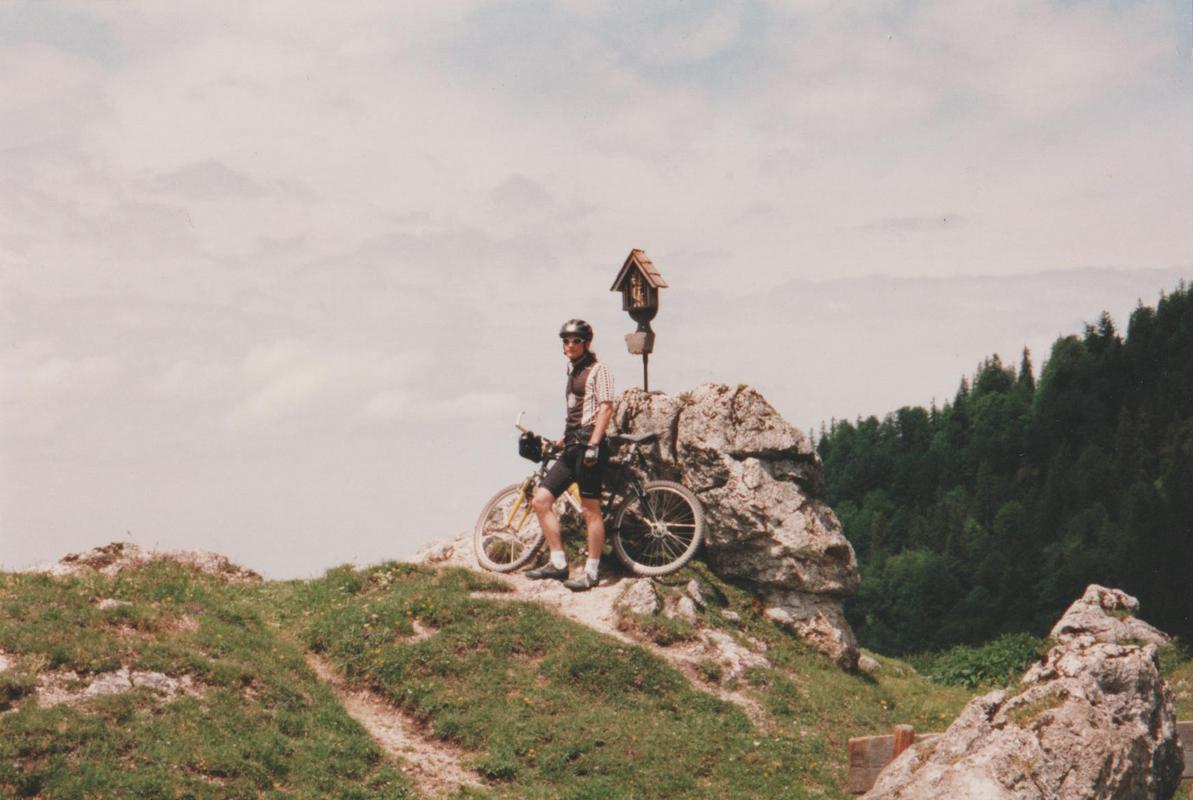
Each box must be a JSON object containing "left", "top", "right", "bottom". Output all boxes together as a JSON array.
[{"left": 559, "top": 319, "right": 593, "bottom": 342}]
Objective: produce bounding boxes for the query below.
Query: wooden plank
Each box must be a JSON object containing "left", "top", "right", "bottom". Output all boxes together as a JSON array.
[
  {"left": 1178, "top": 721, "right": 1193, "bottom": 780},
  {"left": 847, "top": 735, "right": 895, "bottom": 794},
  {"left": 847, "top": 731, "right": 938, "bottom": 794},
  {"left": 892, "top": 724, "right": 915, "bottom": 758}
]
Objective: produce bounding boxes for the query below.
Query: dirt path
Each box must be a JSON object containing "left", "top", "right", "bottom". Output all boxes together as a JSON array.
[{"left": 305, "top": 654, "right": 485, "bottom": 798}]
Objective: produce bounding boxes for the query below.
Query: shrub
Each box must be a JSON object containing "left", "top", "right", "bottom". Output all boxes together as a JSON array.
[{"left": 914, "top": 633, "right": 1048, "bottom": 689}]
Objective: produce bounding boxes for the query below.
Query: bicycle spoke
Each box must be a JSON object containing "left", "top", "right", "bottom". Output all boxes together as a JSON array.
[{"left": 613, "top": 482, "right": 703, "bottom": 572}]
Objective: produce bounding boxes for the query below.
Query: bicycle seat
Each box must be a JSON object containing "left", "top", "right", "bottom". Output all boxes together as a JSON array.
[{"left": 610, "top": 431, "right": 658, "bottom": 446}]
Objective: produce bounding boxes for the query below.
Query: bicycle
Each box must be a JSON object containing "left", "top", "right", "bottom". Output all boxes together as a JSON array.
[{"left": 474, "top": 413, "right": 706, "bottom": 577}]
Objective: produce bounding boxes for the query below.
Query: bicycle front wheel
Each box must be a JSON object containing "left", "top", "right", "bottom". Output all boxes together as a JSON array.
[
  {"left": 612, "top": 480, "right": 705, "bottom": 576},
  {"left": 474, "top": 482, "right": 545, "bottom": 572}
]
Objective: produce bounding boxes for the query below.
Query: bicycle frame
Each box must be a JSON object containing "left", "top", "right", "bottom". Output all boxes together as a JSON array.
[
  {"left": 478, "top": 413, "right": 705, "bottom": 575},
  {"left": 505, "top": 474, "right": 582, "bottom": 532},
  {"left": 510, "top": 411, "right": 651, "bottom": 529}
]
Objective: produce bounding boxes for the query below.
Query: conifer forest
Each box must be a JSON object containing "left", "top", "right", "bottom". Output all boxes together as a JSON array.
[{"left": 818, "top": 282, "right": 1193, "bottom": 655}]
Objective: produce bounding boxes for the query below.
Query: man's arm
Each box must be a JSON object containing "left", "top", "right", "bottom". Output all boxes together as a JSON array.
[{"left": 589, "top": 402, "right": 613, "bottom": 446}]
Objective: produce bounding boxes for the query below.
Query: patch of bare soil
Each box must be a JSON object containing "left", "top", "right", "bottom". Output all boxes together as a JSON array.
[
  {"left": 305, "top": 654, "right": 485, "bottom": 798},
  {"left": 14, "top": 667, "right": 205, "bottom": 710}
]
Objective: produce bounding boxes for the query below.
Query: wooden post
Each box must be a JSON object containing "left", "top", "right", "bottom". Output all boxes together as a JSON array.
[{"left": 892, "top": 724, "right": 915, "bottom": 758}]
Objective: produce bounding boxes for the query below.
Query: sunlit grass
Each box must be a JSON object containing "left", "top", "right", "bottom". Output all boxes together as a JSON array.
[{"left": 0, "top": 565, "right": 412, "bottom": 799}]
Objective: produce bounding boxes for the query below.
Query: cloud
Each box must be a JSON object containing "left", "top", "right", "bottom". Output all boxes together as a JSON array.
[
  {"left": 154, "top": 359, "right": 236, "bottom": 399},
  {"left": 152, "top": 160, "right": 266, "bottom": 199},
  {"left": 1, "top": 1, "right": 1189, "bottom": 577},
  {"left": 227, "top": 341, "right": 428, "bottom": 426},
  {"left": 0, "top": 343, "right": 122, "bottom": 405},
  {"left": 414, "top": 390, "right": 521, "bottom": 421},
  {"left": 489, "top": 175, "right": 553, "bottom": 213},
  {"left": 623, "top": 2, "right": 748, "bottom": 66}
]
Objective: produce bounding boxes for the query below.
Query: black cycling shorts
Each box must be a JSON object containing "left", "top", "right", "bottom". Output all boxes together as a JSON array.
[{"left": 541, "top": 442, "right": 609, "bottom": 500}]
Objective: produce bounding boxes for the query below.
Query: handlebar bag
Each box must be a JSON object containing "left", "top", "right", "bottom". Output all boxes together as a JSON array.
[{"left": 518, "top": 432, "right": 545, "bottom": 462}]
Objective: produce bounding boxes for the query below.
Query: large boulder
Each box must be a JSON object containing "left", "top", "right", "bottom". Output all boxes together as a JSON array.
[
  {"left": 863, "top": 585, "right": 1184, "bottom": 800},
  {"left": 1050, "top": 584, "right": 1169, "bottom": 647},
  {"left": 613, "top": 384, "right": 860, "bottom": 669}
]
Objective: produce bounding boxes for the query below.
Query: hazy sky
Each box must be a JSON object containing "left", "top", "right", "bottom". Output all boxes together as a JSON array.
[{"left": 2, "top": 1, "right": 1191, "bottom": 577}]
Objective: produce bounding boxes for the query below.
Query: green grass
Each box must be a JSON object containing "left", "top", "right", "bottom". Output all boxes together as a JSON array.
[
  {"left": 650, "top": 562, "right": 973, "bottom": 741},
  {"left": 272, "top": 562, "right": 850, "bottom": 799},
  {"left": 0, "top": 557, "right": 988, "bottom": 799},
  {"left": 271, "top": 559, "right": 974, "bottom": 797},
  {"left": 0, "top": 564, "right": 412, "bottom": 799}
]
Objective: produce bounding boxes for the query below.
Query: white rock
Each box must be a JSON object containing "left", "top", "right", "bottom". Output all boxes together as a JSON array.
[
  {"left": 45, "top": 542, "right": 261, "bottom": 582},
  {"left": 614, "top": 579, "right": 662, "bottom": 617},
  {"left": 764, "top": 590, "right": 859, "bottom": 671},
  {"left": 83, "top": 667, "right": 133, "bottom": 697},
  {"left": 685, "top": 580, "right": 708, "bottom": 609},
  {"left": 414, "top": 532, "right": 474, "bottom": 567},
  {"left": 864, "top": 587, "right": 1184, "bottom": 800},
  {"left": 96, "top": 598, "right": 131, "bottom": 610},
  {"left": 1050, "top": 584, "right": 1168, "bottom": 647},
  {"left": 701, "top": 629, "right": 770, "bottom": 684},
  {"left": 858, "top": 654, "right": 881, "bottom": 674},
  {"left": 670, "top": 596, "right": 700, "bottom": 623},
  {"left": 130, "top": 670, "right": 188, "bottom": 697},
  {"left": 614, "top": 385, "right": 859, "bottom": 669}
]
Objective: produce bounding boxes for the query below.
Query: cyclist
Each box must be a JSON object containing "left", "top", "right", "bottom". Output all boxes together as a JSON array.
[{"left": 525, "top": 319, "right": 615, "bottom": 591}]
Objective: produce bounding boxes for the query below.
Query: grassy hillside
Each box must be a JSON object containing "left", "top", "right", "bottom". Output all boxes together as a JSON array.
[{"left": 2, "top": 559, "right": 1188, "bottom": 799}]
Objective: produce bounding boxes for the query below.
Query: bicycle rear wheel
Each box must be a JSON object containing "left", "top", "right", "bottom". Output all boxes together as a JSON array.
[
  {"left": 612, "top": 480, "right": 705, "bottom": 576},
  {"left": 474, "top": 482, "right": 546, "bottom": 572}
]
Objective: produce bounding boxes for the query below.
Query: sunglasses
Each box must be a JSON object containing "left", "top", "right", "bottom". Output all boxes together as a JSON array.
[{"left": 561, "top": 337, "right": 585, "bottom": 345}]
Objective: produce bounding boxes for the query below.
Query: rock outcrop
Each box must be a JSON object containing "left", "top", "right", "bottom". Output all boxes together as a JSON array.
[
  {"left": 863, "top": 585, "right": 1184, "bottom": 800},
  {"left": 44, "top": 542, "right": 261, "bottom": 583},
  {"left": 1050, "top": 584, "right": 1169, "bottom": 647},
  {"left": 614, "top": 384, "right": 860, "bottom": 669},
  {"left": 416, "top": 533, "right": 474, "bottom": 569}
]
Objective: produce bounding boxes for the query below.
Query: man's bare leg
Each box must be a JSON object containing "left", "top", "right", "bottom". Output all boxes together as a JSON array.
[
  {"left": 532, "top": 488, "right": 563, "bottom": 552},
  {"left": 523, "top": 487, "right": 570, "bottom": 578},
  {"left": 561, "top": 497, "right": 605, "bottom": 590},
  {"left": 580, "top": 498, "right": 604, "bottom": 569}
]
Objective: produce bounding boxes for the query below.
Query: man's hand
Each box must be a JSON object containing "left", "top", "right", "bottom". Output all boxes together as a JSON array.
[{"left": 583, "top": 444, "right": 599, "bottom": 466}]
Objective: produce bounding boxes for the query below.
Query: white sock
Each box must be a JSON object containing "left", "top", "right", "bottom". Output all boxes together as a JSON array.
[
  {"left": 585, "top": 558, "right": 600, "bottom": 580},
  {"left": 550, "top": 550, "right": 567, "bottom": 570}
]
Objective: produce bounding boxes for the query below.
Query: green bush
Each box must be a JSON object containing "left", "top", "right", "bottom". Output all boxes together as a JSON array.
[
  {"left": 1157, "top": 637, "right": 1192, "bottom": 674},
  {"left": 913, "top": 633, "right": 1048, "bottom": 689}
]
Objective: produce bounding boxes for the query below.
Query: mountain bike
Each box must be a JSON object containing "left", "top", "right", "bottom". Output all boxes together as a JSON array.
[{"left": 474, "top": 414, "right": 705, "bottom": 576}]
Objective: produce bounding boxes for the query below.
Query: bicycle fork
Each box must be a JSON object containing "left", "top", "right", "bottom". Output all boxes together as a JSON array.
[
  {"left": 624, "top": 477, "right": 655, "bottom": 522},
  {"left": 506, "top": 478, "right": 536, "bottom": 529}
]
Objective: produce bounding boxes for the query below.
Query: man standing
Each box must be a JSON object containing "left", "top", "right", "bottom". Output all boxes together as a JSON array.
[{"left": 526, "top": 319, "right": 615, "bottom": 591}]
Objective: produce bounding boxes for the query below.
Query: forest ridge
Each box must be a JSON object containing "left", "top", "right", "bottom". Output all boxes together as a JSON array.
[{"left": 818, "top": 281, "right": 1193, "bottom": 655}]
